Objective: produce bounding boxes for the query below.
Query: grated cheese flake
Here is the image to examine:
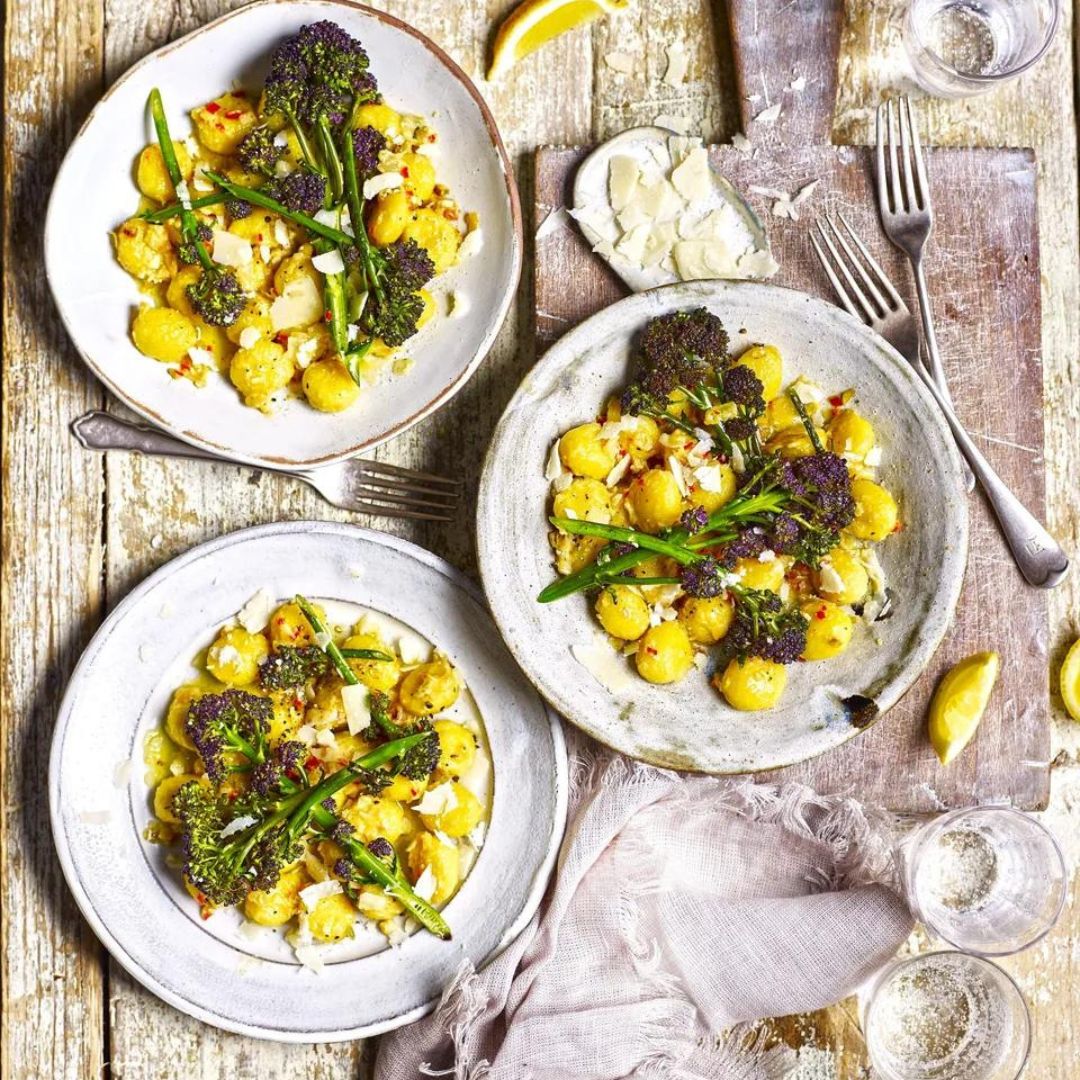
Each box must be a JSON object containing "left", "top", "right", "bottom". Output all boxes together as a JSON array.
[
  {"left": 299, "top": 879, "right": 343, "bottom": 912},
  {"left": 457, "top": 228, "right": 484, "bottom": 261},
  {"left": 311, "top": 248, "right": 345, "bottom": 276},
  {"left": 341, "top": 683, "right": 372, "bottom": 735},
  {"left": 413, "top": 866, "right": 438, "bottom": 902},
  {"left": 362, "top": 172, "right": 404, "bottom": 200},
  {"left": 413, "top": 781, "right": 459, "bottom": 817},
  {"left": 664, "top": 43, "right": 689, "bottom": 87},
  {"left": 210, "top": 229, "right": 253, "bottom": 268}
]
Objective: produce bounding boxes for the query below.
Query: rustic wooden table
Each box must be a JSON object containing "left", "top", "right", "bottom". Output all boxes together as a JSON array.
[{"left": 3, "top": 1, "right": 1078, "bottom": 1076}]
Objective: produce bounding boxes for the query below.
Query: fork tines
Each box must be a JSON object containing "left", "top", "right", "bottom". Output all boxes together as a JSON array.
[
  {"left": 809, "top": 213, "right": 906, "bottom": 324},
  {"left": 350, "top": 459, "right": 461, "bottom": 522},
  {"left": 876, "top": 96, "right": 930, "bottom": 218}
]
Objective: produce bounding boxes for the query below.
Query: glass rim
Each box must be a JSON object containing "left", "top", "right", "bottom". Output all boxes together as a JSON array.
[
  {"left": 903, "top": 804, "right": 1067, "bottom": 957},
  {"left": 863, "top": 950, "right": 1032, "bottom": 1080},
  {"left": 905, "top": 0, "right": 1062, "bottom": 85}
]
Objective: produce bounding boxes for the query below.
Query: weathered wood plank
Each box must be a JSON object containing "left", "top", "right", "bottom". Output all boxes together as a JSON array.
[{"left": 1, "top": 1, "right": 109, "bottom": 1078}]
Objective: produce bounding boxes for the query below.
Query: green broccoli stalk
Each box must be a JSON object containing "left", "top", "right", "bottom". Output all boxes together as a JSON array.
[
  {"left": 175, "top": 732, "right": 431, "bottom": 907},
  {"left": 315, "top": 237, "right": 350, "bottom": 355},
  {"left": 148, "top": 89, "right": 245, "bottom": 327},
  {"left": 292, "top": 594, "right": 361, "bottom": 684},
  {"left": 317, "top": 816, "right": 451, "bottom": 939},
  {"left": 139, "top": 192, "right": 227, "bottom": 223}
]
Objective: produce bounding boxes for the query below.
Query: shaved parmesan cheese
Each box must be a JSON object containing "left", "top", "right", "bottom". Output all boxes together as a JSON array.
[
  {"left": 730, "top": 442, "right": 746, "bottom": 474},
  {"left": 788, "top": 75, "right": 807, "bottom": 92},
  {"left": 818, "top": 559, "right": 845, "bottom": 595},
  {"left": 314, "top": 630, "right": 332, "bottom": 650},
  {"left": 615, "top": 223, "right": 652, "bottom": 265},
  {"left": 341, "top": 683, "right": 372, "bottom": 735},
  {"left": 413, "top": 782, "right": 459, "bottom": 817},
  {"left": 458, "top": 228, "right": 484, "bottom": 261},
  {"left": 731, "top": 132, "right": 752, "bottom": 152},
  {"left": 273, "top": 219, "right": 291, "bottom": 247},
  {"left": 604, "top": 51, "right": 635, "bottom": 74},
  {"left": 270, "top": 276, "right": 322, "bottom": 332},
  {"left": 468, "top": 822, "right": 486, "bottom": 849},
  {"left": 363, "top": 172, "right": 404, "bottom": 200},
  {"left": 755, "top": 102, "right": 782, "bottom": 124},
  {"left": 293, "top": 945, "right": 328, "bottom": 973},
  {"left": 664, "top": 43, "right": 688, "bottom": 87},
  {"left": 671, "top": 147, "right": 711, "bottom": 202},
  {"left": 398, "top": 637, "right": 427, "bottom": 665},
  {"left": 238, "top": 326, "right": 262, "bottom": 350},
  {"left": 757, "top": 549, "right": 777, "bottom": 563},
  {"left": 413, "top": 866, "right": 438, "bottom": 902},
  {"left": 186, "top": 346, "right": 216, "bottom": 368},
  {"left": 211, "top": 229, "right": 253, "bottom": 268},
  {"left": 609, "top": 156, "right": 640, "bottom": 212},
  {"left": 693, "top": 463, "right": 724, "bottom": 492},
  {"left": 295, "top": 336, "right": 321, "bottom": 370},
  {"left": 314, "top": 728, "right": 337, "bottom": 748},
  {"left": 175, "top": 180, "right": 192, "bottom": 209},
  {"left": 536, "top": 205, "right": 569, "bottom": 241},
  {"left": 220, "top": 814, "right": 259, "bottom": 838},
  {"left": 737, "top": 249, "right": 780, "bottom": 278},
  {"left": 545, "top": 438, "right": 566, "bottom": 481},
  {"left": 654, "top": 113, "right": 692, "bottom": 135},
  {"left": 237, "top": 587, "right": 274, "bottom": 632},
  {"left": 295, "top": 724, "right": 317, "bottom": 745},
  {"left": 864, "top": 446, "right": 883, "bottom": 468},
  {"left": 311, "top": 248, "right": 345, "bottom": 276},
  {"left": 299, "top": 879, "right": 343, "bottom": 912},
  {"left": 606, "top": 453, "right": 631, "bottom": 488},
  {"left": 668, "top": 454, "right": 688, "bottom": 496}
]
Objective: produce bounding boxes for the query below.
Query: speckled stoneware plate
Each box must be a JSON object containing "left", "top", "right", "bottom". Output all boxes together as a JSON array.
[
  {"left": 477, "top": 280, "right": 968, "bottom": 773},
  {"left": 45, "top": 0, "right": 521, "bottom": 470},
  {"left": 50, "top": 522, "right": 566, "bottom": 1041}
]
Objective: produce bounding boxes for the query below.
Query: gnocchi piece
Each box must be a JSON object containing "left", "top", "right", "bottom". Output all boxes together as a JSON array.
[
  {"left": 817, "top": 549, "right": 869, "bottom": 606},
  {"left": 353, "top": 885, "right": 404, "bottom": 922},
  {"left": 432, "top": 720, "right": 477, "bottom": 780},
  {"left": 303, "top": 358, "right": 361, "bottom": 413},
  {"left": 114, "top": 218, "right": 176, "bottom": 283},
  {"left": 400, "top": 208, "right": 461, "bottom": 274},
  {"left": 269, "top": 601, "right": 323, "bottom": 647},
  {"left": 733, "top": 555, "right": 786, "bottom": 593},
  {"left": 552, "top": 532, "right": 607, "bottom": 576},
  {"left": 717, "top": 656, "right": 787, "bottom": 711},
  {"left": 308, "top": 892, "right": 357, "bottom": 943},
  {"left": 419, "top": 781, "right": 483, "bottom": 838},
  {"left": 165, "top": 266, "right": 201, "bottom": 317},
  {"left": 229, "top": 339, "right": 294, "bottom": 410},
  {"left": 165, "top": 684, "right": 217, "bottom": 749},
  {"left": 678, "top": 595, "right": 734, "bottom": 645},
  {"left": 354, "top": 103, "right": 403, "bottom": 136},
  {"left": 225, "top": 296, "right": 274, "bottom": 346},
  {"left": 342, "top": 631, "right": 401, "bottom": 692},
  {"left": 849, "top": 479, "right": 899, "bottom": 542},
  {"left": 132, "top": 306, "right": 199, "bottom": 364},
  {"left": 399, "top": 656, "right": 460, "bottom": 716},
  {"left": 759, "top": 393, "right": 801, "bottom": 439},
  {"left": 829, "top": 409, "right": 876, "bottom": 458},
  {"left": 366, "top": 188, "right": 411, "bottom": 247},
  {"left": 342, "top": 795, "right": 414, "bottom": 845},
  {"left": 595, "top": 585, "right": 651, "bottom": 642},
  {"left": 627, "top": 469, "right": 684, "bottom": 533},
  {"left": 243, "top": 864, "right": 308, "bottom": 927},
  {"left": 401, "top": 152, "right": 437, "bottom": 202},
  {"left": 619, "top": 415, "right": 661, "bottom": 458},
  {"left": 635, "top": 622, "right": 694, "bottom": 685},
  {"left": 734, "top": 344, "right": 783, "bottom": 400},
  {"left": 136, "top": 141, "right": 193, "bottom": 203},
  {"left": 553, "top": 478, "right": 611, "bottom": 524},
  {"left": 191, "top": 92, "right": 258, "bottom": 154},
  {"left": 687, "top": 462, "right": 737, "bottom": 513},
  {"left": 407, "top": 832, "right": 460, "bottom": 906},
  {"left": 206, "top": 625, "right": 269, "bottom": 686},
  {"left": 800, "top": 600, "right": 856, "bottom": 660},
  {"left": 558, "top": 423, "right": 617, "bottom": 481},
  {"left": 766, "top": 425, "right": 826, "bottom": 460}
]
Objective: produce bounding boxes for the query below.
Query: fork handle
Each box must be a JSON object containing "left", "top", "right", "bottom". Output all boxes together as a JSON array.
[
  {"left": 912, "top": 374, "right": 1069, "bottom": 588},
  {"left": 72, "top": 410, "right": 233, "bottom": 464}
]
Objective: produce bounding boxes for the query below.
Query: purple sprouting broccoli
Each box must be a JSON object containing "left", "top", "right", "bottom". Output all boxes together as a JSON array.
[
  {"left": 362, "top": 240, "right": 437, "bottom": 347},
  {"left": 185, "top": 689, "right": 273, "bottom": 782},
  {"left": 264, "top": 170, "right": 328, "bottom": 215},
  {"left": 187, "top": 266, "right": 246, "bottom": 327},
  {"left": 720, "top": 526, "right": 769, "bottom": 568},
  {"left": 680, "top": 556, "right": 730, "bottom": 599},
  {"left": 258, "top": 644, "right": 330, "bottom": 691},
  {"left": 680, "top": 506, "right": 709, "bottom": 535},
  {"left": 383, "top": 238, "right": 436, "bottom": 290},
  {"left": 768, "top": 512, "right": 801, "bottom": 555},
  {"left": 722, "top": 364, "right": 765, "bottom": 413},
  {"left": 250, "top": 740, "right": 307, "bottom": 799},
  {"left": 775, "top": 450, "right": 856, "bottom": 567},
  {"left": 225, "top": 198, "right": 252, "bottom": 220},
  {"left": 176, "top": 221, "right": 213, "bottom": 265},
  {"left": 235, "top": 125, "right": 284, "bottom": 178},
  {"left": 351, "top": 125, "right": 386, "bottom": 180},
  {"left": 722, "top": 587, "right": 809, "bottom": 666}
]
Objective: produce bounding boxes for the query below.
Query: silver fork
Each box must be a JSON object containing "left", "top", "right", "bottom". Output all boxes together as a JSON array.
[
  {"left": 71, "top": 411, "right": 460, "bottom": 522},
  {"left": 810, "top": 215, "right": 1069, "bottom": 590},
  {"left": 876, "top": 95, "right": 975, "bottom": 492}
]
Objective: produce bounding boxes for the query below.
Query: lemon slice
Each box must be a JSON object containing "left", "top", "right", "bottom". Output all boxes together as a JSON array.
[
  {"left": 928, "top": 651, "right": 1000, "bottom": 765},
  {"left": 488, "top": 0, "right": 631, "bottom": 80},
  {"left": 1060, "top": 638, "right": 1080, "bottom": 722}
]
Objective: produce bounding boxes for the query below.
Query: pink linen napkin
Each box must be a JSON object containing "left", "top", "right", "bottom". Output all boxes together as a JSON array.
[{"left": 376, "top": 732, "right": 913, "bottom": 1079}]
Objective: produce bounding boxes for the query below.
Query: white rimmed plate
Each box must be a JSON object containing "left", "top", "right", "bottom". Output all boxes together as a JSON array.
[
  {"left": 50, "top": 522, "right": 566, "bottom": 1040},
  {"left": 45, "top": 0, "right": 522, "bottom": 469},
  {"left": 477, "top": 280, "right": 968, "bottom": 774}
]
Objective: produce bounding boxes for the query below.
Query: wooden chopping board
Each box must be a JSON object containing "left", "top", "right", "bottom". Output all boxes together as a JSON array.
[{"left": 532, "top": 0, "right": 1049, "bottom": 812}]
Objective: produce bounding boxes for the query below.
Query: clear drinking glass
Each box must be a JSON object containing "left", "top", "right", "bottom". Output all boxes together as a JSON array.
[
  {"left": 863, "top": 952, "right": 1031, "bottom": 1080},
  {"left": 903, "top": 805, "right": 1067, "bottom": 956},
  {"left": 903, "top": 0, "right": 1060, "bottom": 98}
]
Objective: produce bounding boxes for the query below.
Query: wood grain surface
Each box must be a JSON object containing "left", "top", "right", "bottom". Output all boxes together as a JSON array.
[{"left": 3, "top": 0, "right": 1078, "bottom": 1076}]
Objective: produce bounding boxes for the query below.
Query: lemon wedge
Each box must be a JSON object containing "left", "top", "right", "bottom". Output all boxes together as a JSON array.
[
  {"left": 488, "top": 0, "right": 631, "bottom": 80},
  {"left": 928, "top": 651, "right": 1000, "bottom": 765},
  {"left": 1060, "top": 638, "right": 1080, "bottom": 722}
]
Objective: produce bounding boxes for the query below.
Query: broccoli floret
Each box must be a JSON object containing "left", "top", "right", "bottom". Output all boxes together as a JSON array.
[
  {"left": 235, "top": 125, "right": 284, "bottom": 178},
  {"left": 250, "top": 740, "right": 307, "bottom": 799},
  {"left": 185, "top": 690, "right": 272, "bottom": 782},
  {"left": 258, "top": 645, "right": 330, "bottom": 691},
  {"left": 680, "top": 507, "right": 709, "bottom": 535},
  {"left": 264, "top": 170, "right": 328, "bottom": 215},
  {"left": 640, "top": 308, "right": 729, "bottom": 370},
  {"left": 679, "top": 556, "right": 730, "bottom": 599},
  {"left": 359, "top": 239, "right": 437, "bottom": 347},
  {"left": 722, "top": 588, "right": 809, "bottom": 665},
  {"left": 176, "top": 221, "right": 213, "bottom": 265},
  {"left": 186, "top": 266, "right": 246, "bottom": 327},
  {"left": 775, "top": 451, "right": 856, "bottom": 567},
  {"left": 398, "top": 730, "right": 440, "bottom": 781},
  {"left": 225, "top": 198, "right": 252, "bottom": 220},
  {"left": 351, "top": 125, "right": 386, "bottom": 180}
]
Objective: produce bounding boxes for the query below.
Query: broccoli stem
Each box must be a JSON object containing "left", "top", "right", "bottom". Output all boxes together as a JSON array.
[
  {"left": 281, "top": 104, "right": 319, "bottom": 171},
  {"left": 344, "top": 336, "right": 374, "bottom": 388},
  {"left": 548, "top": 517, "right": 699, "bottom": 566},
  {"left": 294, "top": 594, "right": 361, "bottom": 685},
  {"left": 310, "top": 805, "right": 451, "bottom": 939},
  {"left": 315, "top": 238, "right": 349, "bottom": 355},
  {"left": 341, "top": 128, "right": 386, "bottom": 303},
  {"left": 202, "top": 171, "right": 354, "bottom": 246},
  {"left": 316, "top": 116, "right": 345, "bottom": 203},
  {"left": 139, "top": 193, "right": 226, "bottom": 223},
  {"left": 148, "top": 88, "right": 214, "bottom": 274},
  {"left": 787, "top": 388, "right": 825, "bottom": 454},
  {"left": 339, "top": 647, "right": 394, "bottom": 661}
]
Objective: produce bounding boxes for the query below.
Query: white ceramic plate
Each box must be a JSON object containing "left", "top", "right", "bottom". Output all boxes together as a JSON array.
[
  {"left": 478, "top": 280, "right": 968, "bottom": 774},
  {"left": 50, "top": 522, "right": 566, "bottom": 1041},
  {"left": 45, "top": 0, "right": 521, "bottom": 469}
]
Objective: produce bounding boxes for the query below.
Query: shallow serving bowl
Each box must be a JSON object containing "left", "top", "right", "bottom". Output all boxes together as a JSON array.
[
  {"left": 478, "top": 280, "right": 968, "bottom": 774},
  {"left": 45, "top": 0, "right": 521, "bottom": 469},
  {"left": 50, "top": 522, "right": 566, "bottom": 1040}
]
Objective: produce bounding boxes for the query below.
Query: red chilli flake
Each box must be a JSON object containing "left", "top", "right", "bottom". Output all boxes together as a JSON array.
[
  {"left": 274, "top": 332, "right": 289, "bottom": 346},
  {"left": 401, "top": 166, "right": 410, "bottom": 178},
  {"left": 828, "top": 394, "right": 843, "bottom": 408},
  {"left": 323, "top": 309, "right": 333, "bottom": 322},
  {"left": 224, "top": 110, "right": 242, "bottom": 120},
  {"left": 305, "top": 755, "right": 320, "bottom": 771},
  {"left": 816, "top": 606, "right": 828, "bottom": 620},
  {"left": 205, "top": 101, "right": 221, "bottom": 114}
]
